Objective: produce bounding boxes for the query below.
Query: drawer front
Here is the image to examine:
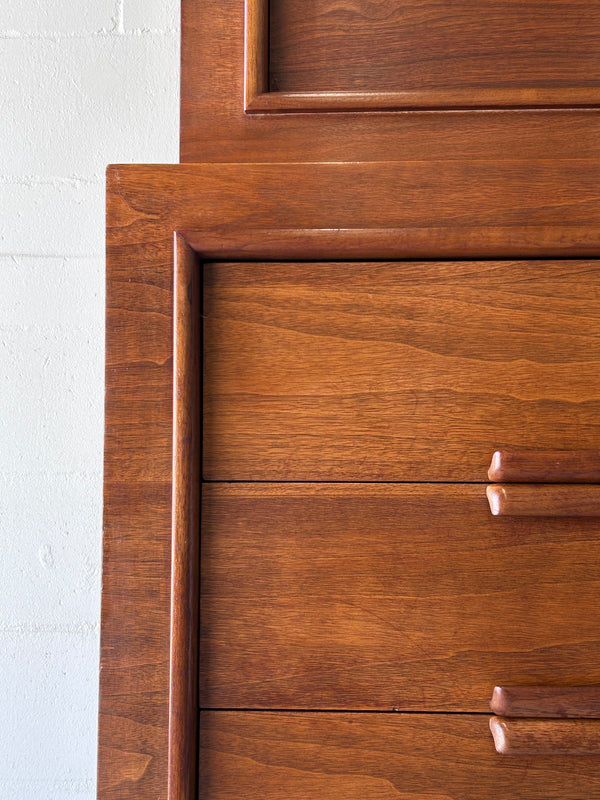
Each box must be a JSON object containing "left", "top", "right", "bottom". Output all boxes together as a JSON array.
[
  {"left": 200, "top": 483, "right": 600, "bottom": 710},
  {"left": 203, "top": 260, "right": 600, "bottom": 481},
  {"left": 200, "top": 712, "right": 600, "bottom": 799}
]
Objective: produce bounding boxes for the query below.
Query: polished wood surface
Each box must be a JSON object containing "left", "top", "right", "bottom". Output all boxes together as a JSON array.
[
  {"left": 107, "top": 0, "right": 600, "bottom": 793},
  {"left": 243, "top": 0, "right": 267, "bottom": 109},
  {"left": 490, "top": 716, "right": 600, "bottom": 755},
  {"left": 248, "top": 0, "right": 600, "bottom": 112},
  {"left": 487, "top": 484, "right": 600, "bottom": 517},
  {"left": 100, "top": 206, "right": 205, "bottom": 799},
  {"left": 200, "top": 712, "right": 600, "bottom": 798},
  {"left": 99, "top": 210, "right": 175, "bottom": 796},
  {"left": 489, "top": 449, "right": 600, "bottom": 483},
  {"left": 100, "top": 163, "right": 600, "bottom": 797},
  {"left": 204, "top": 260, "right": 600, "bottom": 481},
  {"left": 270, "top": 0, "right": 600, "bottom": 99},
  {"left": 107, "top": 163, "right": 600, "bottom": 258},
  {"left": 491, "top": 686, "right": 600, "bottom": 718},
  {"left": 200, "top": 482, "right": 600, "bottom": 710},
  {"left": 182, "top": 0, "right": 600, "bottom": 161},
  {"left": 168, "top": 236, "right": 201, "bottom": 800},
  {"left": 247, "top": 88, "right": 600, "bottom": 113},
  {"left": 98, "top": 481, "right": 172, "bottom": 798}
]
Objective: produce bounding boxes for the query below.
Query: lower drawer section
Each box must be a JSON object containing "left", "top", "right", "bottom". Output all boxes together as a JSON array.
[
  {"left": 201, "top": 483, "right": 600, "bottom": 710},
  {"left": 199, "top": 712, "right": 600, "bottom": 799}
]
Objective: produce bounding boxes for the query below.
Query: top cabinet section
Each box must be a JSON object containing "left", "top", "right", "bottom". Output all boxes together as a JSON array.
[{"left": 181, "top": 0, "right": 600, "bottom": 162}]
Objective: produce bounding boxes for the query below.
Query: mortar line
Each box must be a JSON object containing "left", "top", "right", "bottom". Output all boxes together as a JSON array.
[
  {"left": 115, "top": 0, "right": 125, "bottom": 34},
  {"left": 0, "top": 28, "right": 178, "bottom": 40}
]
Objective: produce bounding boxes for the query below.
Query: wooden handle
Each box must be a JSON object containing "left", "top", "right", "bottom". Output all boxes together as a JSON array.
[
  {"left": 488, "top": 450, "right": 600, "bottom": 483},
  {"left": 490, "top": 716, "right": 600, "bottom": 755},
  {"left": 491, "top": 686, "right": 600, "bottom": 718},
  {"left": 486, "top": 484, "right": 600, "bottom": 517}
]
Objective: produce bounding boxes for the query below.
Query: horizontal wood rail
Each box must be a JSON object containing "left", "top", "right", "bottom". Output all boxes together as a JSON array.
[
  {"left": 491, "top": 686, "right": 600, "bottom": 718},
  {"left": 486, "top": 484, "right": 600, "bottom": 517},
  {"left": 246, "top": 89, "right": 600, "bottom": 114},
  {"left": 488, "top": 450, "right": 600, "bottom": 483}
]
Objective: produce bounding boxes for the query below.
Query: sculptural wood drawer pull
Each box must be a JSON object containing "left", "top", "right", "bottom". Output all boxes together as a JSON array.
[
  {"left": 486, "top": 484, "right": 600, "bottom": 517},
  {"left": 491, "top": 686, "right": 600, "bottom": 718},
  {"left": 489, "top": 450, "right": 600, "bottom": 483},
  {"left": 490, "top": 716, "right": 600, "bottom": 755}
]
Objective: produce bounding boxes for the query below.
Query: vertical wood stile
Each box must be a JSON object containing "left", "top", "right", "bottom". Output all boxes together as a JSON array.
[
  {"left": 169, "top": 235, "right": 201, "bottom": 800},
  {"left": 244, "top": 0, "right": 269, "bottom": 109}
]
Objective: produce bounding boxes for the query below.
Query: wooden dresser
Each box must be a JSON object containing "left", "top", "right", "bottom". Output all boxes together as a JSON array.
[{"left": 98, "top": 2, "right": 600, "bottom": 798}]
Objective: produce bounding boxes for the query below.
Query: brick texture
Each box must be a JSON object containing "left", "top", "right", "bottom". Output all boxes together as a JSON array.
[{"left": 0, "top": 2, "right": 179, "bottom": 797}]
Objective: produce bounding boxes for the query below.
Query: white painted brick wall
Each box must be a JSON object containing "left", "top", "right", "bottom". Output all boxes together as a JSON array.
[{"left": 0, "top": 2, "right": 179, "bottom": 797}]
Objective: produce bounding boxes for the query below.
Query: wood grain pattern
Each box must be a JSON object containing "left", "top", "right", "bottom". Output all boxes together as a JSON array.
[
  {"left": 203, "top": 260, "right": 600, "bottom": 481},
  {"left": 489, "top": 449, "right": 600, "bottom": 483},
  {"left": 246, "top": 88, "right": 600, "bottom": 113},
  {"left": 243, "top": 0, "right": 268, "bottom": 109},
  {"left": 168, "top": 236, "right": 201, "bottom": 800},
  {"left": 98, "top": 483, "right": 172, "bottom": 798},
  {"left": 110, "top": 162, "right": 600, "bottom": 258},
  {"left": 487, "top": 484, "right": 600, "bottom": 517},
  {"left": 181, "top": 0, "right": 600, "bottom": 162},
  {"left": 490, "top": 716, "right": 600, "bottom": 755},
  {"left": 491, "top": 686, "right": 600, "bottom": 718},
  {"left": 200, "top": 483, "right": 600, "bottom": 710},
  {"left": 100, "top": 162, "right": 600, "bottom": 797},
  {"left": 99, "top": 206, "right": 175, "bottom": 797},
  {"left": 247, "top": 0, "right": 600, "bottom": 112},
  {"left": 200, "top": 712, "right": 600, "bottom": 799},
  {"left": 270, "top": 0, "right": 600, "bottom": 98}
]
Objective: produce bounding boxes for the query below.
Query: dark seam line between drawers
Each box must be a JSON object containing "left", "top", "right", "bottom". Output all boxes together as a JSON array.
[
  {"left": 201, "top": 479, "right": 491, "bottom": 485},
  {"left": 205, "top": 256, "right": 600, "bottom": 264},
  {"left": 199, "top": 708, "right": 492, "bottom": 715}
]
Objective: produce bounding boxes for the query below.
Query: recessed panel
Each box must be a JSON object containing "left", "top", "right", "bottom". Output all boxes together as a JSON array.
[{"left": 270, "top": 0, "right": 600, "bottom": 95}]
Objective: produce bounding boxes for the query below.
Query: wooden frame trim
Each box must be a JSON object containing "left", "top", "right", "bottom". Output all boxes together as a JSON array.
[
  {"left": 181, "top": 227, "right": 600, "bottom": 261},
  {"left": 168, "top": 235, "right": 201, "bottom": 800},
  {"left": 246, "top": 88, "right": 600, "bottom": 114},
  {"left": 244, "top": 0, "right": 600, "bottom": 113},
  {"left": 244, "top": 0, "right": 269, "bottom": 110}
]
